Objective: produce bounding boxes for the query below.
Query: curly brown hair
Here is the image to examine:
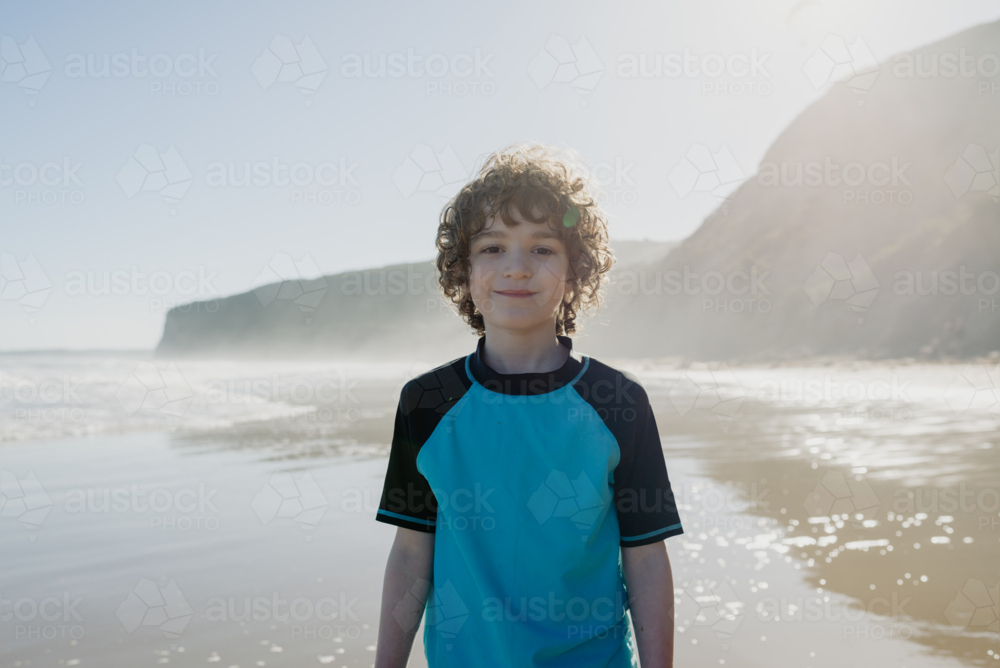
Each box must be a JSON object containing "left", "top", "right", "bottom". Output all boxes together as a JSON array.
[{"left": 435, "top": 143, "right": 614, "bottom": 337}]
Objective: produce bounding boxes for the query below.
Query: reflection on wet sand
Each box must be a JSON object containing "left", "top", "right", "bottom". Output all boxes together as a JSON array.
[{"left": 645, "top": 361, "right": 1000, "bottom": 667}]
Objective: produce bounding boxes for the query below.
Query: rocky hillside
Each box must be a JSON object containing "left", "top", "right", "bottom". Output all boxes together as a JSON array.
[{"left": 578, "top": 19, "right": 1000, "bottom": 361}]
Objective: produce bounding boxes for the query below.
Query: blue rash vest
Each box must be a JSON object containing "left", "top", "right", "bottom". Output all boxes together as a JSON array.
[{"left": 377, "top": 334, "right": 684, "bottom": 667}]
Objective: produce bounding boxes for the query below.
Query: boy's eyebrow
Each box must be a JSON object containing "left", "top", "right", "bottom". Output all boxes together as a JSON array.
[{"left": 473, "top": 228, "right": 562, "bottom": 242}]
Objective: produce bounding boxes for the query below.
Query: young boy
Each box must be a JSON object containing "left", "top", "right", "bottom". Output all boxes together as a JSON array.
[{"left": 374, "top": 144, "right": 684, "bottom": 667}]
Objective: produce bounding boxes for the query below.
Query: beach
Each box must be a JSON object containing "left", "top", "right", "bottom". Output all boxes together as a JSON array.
[{"left": 1, "top": 354, "right": 998, "bottom": 667}]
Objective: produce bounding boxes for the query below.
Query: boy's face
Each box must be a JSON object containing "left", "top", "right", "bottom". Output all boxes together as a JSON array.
[{"left": 467, "top": 205, "right": 573, "bottom": 334}]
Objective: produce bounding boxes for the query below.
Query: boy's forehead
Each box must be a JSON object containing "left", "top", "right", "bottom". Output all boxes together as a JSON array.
[
  {"left": 474, "top": 223, "right": 562, "bottom": 240},
  {"left": 479, "top": 200, "right": 546, "bottom": 223},
  {"left": 474, "top": 214, "right": 562, "bottom": 241}
]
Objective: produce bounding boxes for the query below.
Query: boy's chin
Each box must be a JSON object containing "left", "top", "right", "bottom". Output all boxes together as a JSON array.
[{"left": 484, "top": 312, "right": 559, "bottom": 332}]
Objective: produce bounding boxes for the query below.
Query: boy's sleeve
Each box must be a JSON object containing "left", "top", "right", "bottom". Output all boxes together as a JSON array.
[
  {"left": 614, "top": 384, "right": 684, "bottom": 547},
  {"left": 376, "top": 386, "right": 438, "bottom": 533}
]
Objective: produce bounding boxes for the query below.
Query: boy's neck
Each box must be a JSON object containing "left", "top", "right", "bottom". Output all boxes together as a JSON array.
[{"left": 480, "top": 325, "right": 570, "bottom": 375}]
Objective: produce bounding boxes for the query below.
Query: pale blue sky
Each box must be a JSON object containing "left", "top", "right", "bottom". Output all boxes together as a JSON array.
[{"left": 2, "top": 0, "right": 999, "bottom": 349}]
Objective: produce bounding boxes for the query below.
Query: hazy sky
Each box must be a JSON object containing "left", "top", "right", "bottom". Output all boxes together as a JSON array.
[{"left": 3, "top": 0, "right": 999, "bottom": 350}]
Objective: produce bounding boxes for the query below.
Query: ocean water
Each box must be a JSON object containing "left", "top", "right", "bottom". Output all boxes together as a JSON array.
[
  {"left": 0, "top": 352, "right": 419, "bottom": 445},
  {"left": 1, "top": 352, "right": 998, "bottom": 667}
]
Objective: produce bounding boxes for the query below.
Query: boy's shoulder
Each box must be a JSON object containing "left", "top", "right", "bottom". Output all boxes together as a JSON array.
[
  {"left": 573, "top": 353, "right": 652, "bottom": 411},
  {"left": 577, "top": 353, "right": 645, "bottom": 387},
  {"left": 397, "top": 347, "right": 651, "bottom": 413},
  {"left": 397, "top": 354, "right": 471, "bottom": 417}
]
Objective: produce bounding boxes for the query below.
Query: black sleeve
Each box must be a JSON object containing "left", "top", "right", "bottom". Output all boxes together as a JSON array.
[
  {"left": 614, "top": 384, "right": 684, "bottom": 547},
  {"left": 376, "top": 386, "right": 438, "bottom": 533}
]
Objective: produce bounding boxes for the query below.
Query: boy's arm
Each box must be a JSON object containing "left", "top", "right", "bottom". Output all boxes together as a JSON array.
[
  {"left": 375, "top": 527, "right": 435, "bottom": 668},
  {"left": 621, "top": 541, "right": 676, "bottom": 668}
]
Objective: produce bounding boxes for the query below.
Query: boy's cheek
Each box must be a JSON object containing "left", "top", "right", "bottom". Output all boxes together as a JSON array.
[{"left": 468, "top": 275, "right": 494, "bottom": 302}]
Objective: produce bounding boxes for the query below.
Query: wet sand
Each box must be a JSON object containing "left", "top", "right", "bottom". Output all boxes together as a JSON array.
[
  {"left": 636, "top": 359, "right": 1000, "bottom": 667},
  {"left": 2, "top": 360, "right": 997, "bottom": 667}
]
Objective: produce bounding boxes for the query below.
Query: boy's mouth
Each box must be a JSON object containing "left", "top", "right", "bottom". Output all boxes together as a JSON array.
[{"left": 495, "top": 289, "right": 535, "bottom": 298}]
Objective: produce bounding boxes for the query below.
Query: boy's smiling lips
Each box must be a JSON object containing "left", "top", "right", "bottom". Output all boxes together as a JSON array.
[{"left": 494, "top": 289, "right": 536, "bottom": 298}]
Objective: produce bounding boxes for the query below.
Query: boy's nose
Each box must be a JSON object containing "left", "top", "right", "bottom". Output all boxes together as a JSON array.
[{"left": 503, "top": 249, "right": 532, "bottom": 277}]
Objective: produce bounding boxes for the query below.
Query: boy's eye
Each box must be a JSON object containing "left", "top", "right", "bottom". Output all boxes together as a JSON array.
[{"left": 479, "top": 246, "right": 556, "bottom": 255}]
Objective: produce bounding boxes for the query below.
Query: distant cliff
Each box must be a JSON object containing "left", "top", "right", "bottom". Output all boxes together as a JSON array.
[{"left": 154, "top": 241, "right": 678, "bottom": 361}]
